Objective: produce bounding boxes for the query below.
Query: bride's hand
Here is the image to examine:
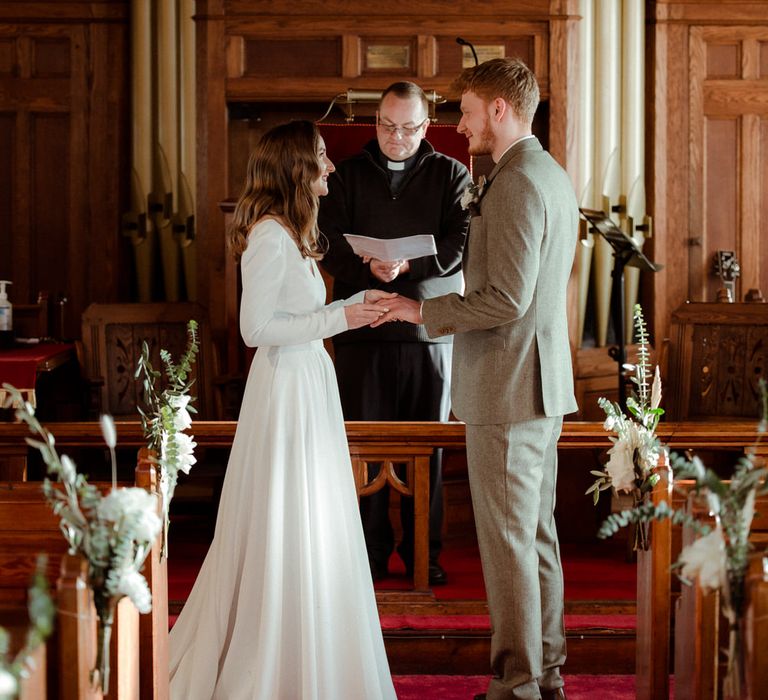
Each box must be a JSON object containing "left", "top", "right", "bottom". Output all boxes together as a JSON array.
[
  {"left": 344, "top": 303, "right": 390, "bottom": 330},
  {"left": 364, "top": 290, "right": 398, "bottom": 305}
]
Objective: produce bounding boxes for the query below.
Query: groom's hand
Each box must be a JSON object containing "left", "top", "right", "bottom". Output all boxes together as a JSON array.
[{"left": 370, "top": 295, "right": 422, "bottom": 327}]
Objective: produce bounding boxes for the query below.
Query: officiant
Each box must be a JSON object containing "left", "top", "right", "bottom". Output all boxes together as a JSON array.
[{"left": 319, "top": 81, "right": 471, "bottom": 586}]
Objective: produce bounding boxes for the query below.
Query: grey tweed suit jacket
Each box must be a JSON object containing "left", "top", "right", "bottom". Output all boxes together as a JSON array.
[{"left": 422, "top": 137, "right": 579, "bottom": 425}]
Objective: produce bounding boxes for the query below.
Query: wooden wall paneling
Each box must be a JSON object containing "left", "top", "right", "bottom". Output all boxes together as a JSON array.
[
  {"left": 224, "top": 0, "right": 551, "bottom": 18},
  {"left": 91, "top": 19, "right": 131, "bottom": 307},
  {"left": 224, "top": 16, "right": 553, "bottom": 102},
  {"left": 195, "top": 0, "right": 228, "bottom": 345},
  {"left": 416, "top": 35, "right": 436, "bottom": 79},
  {"left": 740, "top": 111, "right": 760, "bottom": 297},
  {"left": 0, "top": 112, "right": 11, "bottom": 282},
  {"left": 762, "top": 117, "right": 768, "bottom": 297},
  {"left": 548, "top": 3, "right": 580, "bottom": 179},
  {"left": 0, "top": 6, "right": 130, "bottom": 337},
  {"left": 548, "top": 2, "right": 580, "bottom": 361},
  {"left": 703, "top": 116, "right": 739, "bottom": 301},
  {"left": 688, "top": 26, "right": 707, "bottom": 303},
  {"left": 649, "top": 15, "right": 690, "bottom": 350},
  {"left": 66, "top": 25, "right": 89, "bottom": 338}
]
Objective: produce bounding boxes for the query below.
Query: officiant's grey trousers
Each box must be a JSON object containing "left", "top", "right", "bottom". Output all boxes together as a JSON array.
[{"left": 465, "top": 416, "right": 566, "bottom": 700}]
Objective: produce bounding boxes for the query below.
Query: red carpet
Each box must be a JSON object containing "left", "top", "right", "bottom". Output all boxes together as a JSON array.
[
  {"left": 167, "top": 518, "right": 636, "bottom": 605},
  {"left": 392, "top": 674, "right": 659, "bottom": 699},
  {"left": 371, "top": 539, "right": 635, "bottom": 602}
]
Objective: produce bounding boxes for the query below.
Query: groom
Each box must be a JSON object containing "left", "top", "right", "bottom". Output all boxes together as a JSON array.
[{"left": 373, "top": 58, "right": 578, "bottom": 699}]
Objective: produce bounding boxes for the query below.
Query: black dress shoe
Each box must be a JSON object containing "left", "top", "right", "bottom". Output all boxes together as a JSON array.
[
  {"left": 404, "top": 561, "right": 448, "bottom": 585},
  {"left": 541, "top": 687, "right": 567, "bottom": 700},
  {"left": 428, "top": 561, "right": 448, "bottom": 585},
  {"left": 473, "top": 694, "right": 486, "bottom": 700}
]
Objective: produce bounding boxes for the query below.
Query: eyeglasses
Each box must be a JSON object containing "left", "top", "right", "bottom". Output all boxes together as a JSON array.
[{"left": 376, "top": 117, "right": 429, "bottom": 137}]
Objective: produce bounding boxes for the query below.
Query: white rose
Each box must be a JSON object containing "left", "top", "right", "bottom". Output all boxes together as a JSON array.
[
  {"left": 0, "top": 668, "right": 18, "bottom": 697},
  {"left": 169, "top": 394, "right": 192, "bottom": 431},
  {"left": 115, "top": 569, "right": 153, "bottom": 614},
  {"left": 679, "top": 528, "right": 726, "bottom": 591},
  {"left": 605, "top": 438, "right": 636, "bottom": 493}
]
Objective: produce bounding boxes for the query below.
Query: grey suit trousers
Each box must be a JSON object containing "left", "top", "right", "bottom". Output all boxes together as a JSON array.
[{"left": 465, "top": 416, "right": 566, "bottom": 700}]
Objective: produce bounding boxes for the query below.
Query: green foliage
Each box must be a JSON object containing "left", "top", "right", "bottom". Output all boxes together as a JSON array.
[
  {"left": 135, "top": 319, "right": 199, "bottom": 454},
  {"left": 0, "top": 556, "right": 55, "bottom": 695}
]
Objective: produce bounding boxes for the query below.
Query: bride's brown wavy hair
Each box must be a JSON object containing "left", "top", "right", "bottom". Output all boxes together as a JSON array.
[{"left": 228, "top": 120, "right": 325, "bottom": 262}]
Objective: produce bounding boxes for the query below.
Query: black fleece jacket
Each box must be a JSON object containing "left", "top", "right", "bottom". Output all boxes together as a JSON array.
[{"left": 318, "top": 139, "right": 471, "bottom": 344}]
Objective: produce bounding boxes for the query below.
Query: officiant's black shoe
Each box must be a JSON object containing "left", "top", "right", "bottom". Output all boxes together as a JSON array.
[
  {"left": 473, "top": 694, "right": 486, "bottom": 699},
  {"left": 428, "top": 561, "right": 447, "bottom": 585},
  {"left": 541, "top": 687, "right": 567, "bottom": 700},
  {"left": 404, "top": 561, "right": 448, "bottom": 585}
]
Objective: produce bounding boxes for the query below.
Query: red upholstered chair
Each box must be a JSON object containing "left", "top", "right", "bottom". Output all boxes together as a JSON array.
[{"left": 318, "top": 122, "right": 472, "bottom": 172}]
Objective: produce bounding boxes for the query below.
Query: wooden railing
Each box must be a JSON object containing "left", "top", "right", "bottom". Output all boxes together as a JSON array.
[{"left": 1, "top": 420, "right": 766, "bottom": 472}]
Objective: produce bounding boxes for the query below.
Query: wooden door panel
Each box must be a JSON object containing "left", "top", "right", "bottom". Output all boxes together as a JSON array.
[{"left": 690, "top": 26, "right": 768, "bottom": 304}]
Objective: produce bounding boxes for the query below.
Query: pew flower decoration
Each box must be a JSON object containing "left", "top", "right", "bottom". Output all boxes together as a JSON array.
[
  {"left": 0, "top": 556, "right": 54, "bottom": 700},
  {"left": 460, "top": 175, "right": 487, "bottom": 215},
  {"left": 135, "top": 319, "right": 199, "bottom": 558},
  {"left": 586, "top": 304, "right": 665, "bottom": 549},
  {"left": 598, "top": 379, "right": 768, "bottom": 700},
  {"left": 3, "top": 385, "right": 161, "bottom": 693}
]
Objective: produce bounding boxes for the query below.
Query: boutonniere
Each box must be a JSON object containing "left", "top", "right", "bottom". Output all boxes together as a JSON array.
[{"left": 460, "top": 175, "right": 487, "bottom": 214}]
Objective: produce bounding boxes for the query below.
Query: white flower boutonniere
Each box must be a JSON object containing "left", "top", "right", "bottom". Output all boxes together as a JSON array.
[{"left": 460, "top": 175, "right": 487, "bottom": 213}]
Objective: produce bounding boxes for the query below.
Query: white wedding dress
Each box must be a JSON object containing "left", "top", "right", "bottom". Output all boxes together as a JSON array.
[{"left": 169, "top": 219, "right": 396, "bottom": 700}]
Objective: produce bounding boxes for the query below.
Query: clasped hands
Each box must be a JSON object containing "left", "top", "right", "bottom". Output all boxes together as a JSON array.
[
  {"left": 363, "top": 256, "right": 410, "bottom": 284},
  {"left": 343, "top": 290, "right": 423, "bottom": 330}
]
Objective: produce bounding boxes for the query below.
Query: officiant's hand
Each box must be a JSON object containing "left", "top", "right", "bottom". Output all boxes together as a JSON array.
[
  {"left": 369, "top": 258, "right": 410, "bottom": 283},
  {"left": 370, "top": 295, "right": 422, "bottom": 327}
]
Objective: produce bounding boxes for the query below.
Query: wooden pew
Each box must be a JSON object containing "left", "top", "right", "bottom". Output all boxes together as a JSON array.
[
  {"left": 673, "top": 489, "right": 768, "bottom": 699},
  {"left": 0, "top": 459, "right": 168, "bottom": 699},
  {"left": 745, "top": 553, "right": 768, "bottom": 700}
]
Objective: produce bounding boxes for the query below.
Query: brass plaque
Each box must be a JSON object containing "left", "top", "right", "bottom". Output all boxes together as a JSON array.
[
  {"left": 462, "top": 45, "right": 506, "bottom": 68},
  {"left": 365, "top": 44, "right": 410, "bottom": 70}
]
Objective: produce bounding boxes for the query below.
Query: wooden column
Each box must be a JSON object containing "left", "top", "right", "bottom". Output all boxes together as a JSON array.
[
  {"left": 635, "top": 461, "right": 672, "bottom": 700},
  {"left": 135, "top": 447, "right": 170, "bottom": 700},
  {"left": 56, "top": 554, "right": 100, "bottom": 700}
]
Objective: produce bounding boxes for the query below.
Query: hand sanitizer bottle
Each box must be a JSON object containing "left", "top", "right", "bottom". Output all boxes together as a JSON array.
[{"left": 0, "top": 280, "right": 12, "bottom": 346}]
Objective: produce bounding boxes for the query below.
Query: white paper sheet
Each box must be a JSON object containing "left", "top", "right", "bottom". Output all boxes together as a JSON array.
[{"left": 343, "top": 234, "right": 437, "bottom": 261}]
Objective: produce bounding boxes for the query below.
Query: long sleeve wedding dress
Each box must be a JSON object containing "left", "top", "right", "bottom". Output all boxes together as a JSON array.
[{"left": 169, "top": 218, "right": 396, "bottom": 700}]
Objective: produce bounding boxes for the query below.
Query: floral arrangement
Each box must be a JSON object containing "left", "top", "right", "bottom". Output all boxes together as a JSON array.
[
  {"left": 586, "top": 304, "right": 665, "bottom": 549},
  {"left": 460, "top": 175, "right": 487, "bottom": 215},
  {"left": 598, "top": 380, "right": 768, "bottom": 699},
  {"left": 0, "top": 557, "right": 54, "bottom": 700},
  {"left": 135, "top": 319, "right": 199, "bottom": 558},
  {"left": 2, "top": 384, "right": 161, "bottom": 692}
]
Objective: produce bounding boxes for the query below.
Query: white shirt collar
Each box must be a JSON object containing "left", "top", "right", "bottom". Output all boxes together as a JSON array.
[{"left": 496, "top": 134, "right": 535, "bottom": 162}]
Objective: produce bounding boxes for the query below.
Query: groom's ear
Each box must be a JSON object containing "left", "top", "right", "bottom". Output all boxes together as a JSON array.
[{"left": 491, "top": 97, "right": 507, "bottom": 122}]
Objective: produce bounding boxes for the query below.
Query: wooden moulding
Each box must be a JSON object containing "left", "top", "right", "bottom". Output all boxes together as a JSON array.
[
  {"left": 135, "top": 447, "right": 170, "bottom": 700},
  {"left": 635, "top": 458, "right": 672, "bottom": 700}
]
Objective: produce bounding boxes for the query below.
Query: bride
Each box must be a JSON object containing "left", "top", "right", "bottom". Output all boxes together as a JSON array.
[{"left": 169, "top": 120, "right": 397, "bottom": 699}]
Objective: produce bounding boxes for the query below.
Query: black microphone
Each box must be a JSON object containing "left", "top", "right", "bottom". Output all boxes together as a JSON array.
[{"left": 456, "top": 37, "right": 478, "bottom": 66}]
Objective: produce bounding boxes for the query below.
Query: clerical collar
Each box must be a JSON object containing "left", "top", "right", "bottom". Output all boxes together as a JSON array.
[{"left": 377, "top": 148, "right": 419, "bottom": 173}]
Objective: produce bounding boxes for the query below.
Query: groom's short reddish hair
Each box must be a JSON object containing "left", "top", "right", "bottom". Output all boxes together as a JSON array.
[{"left": 452, "top": 57, "right": 540, "bottom": 125}]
